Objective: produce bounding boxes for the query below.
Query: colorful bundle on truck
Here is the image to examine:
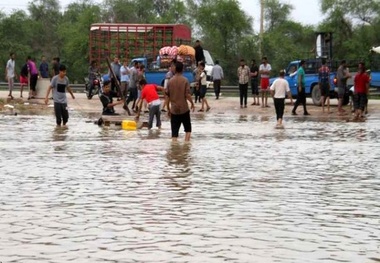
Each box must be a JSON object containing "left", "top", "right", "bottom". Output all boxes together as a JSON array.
[{"left": 159, "top": 45, "right": 195, "bottom": 68}]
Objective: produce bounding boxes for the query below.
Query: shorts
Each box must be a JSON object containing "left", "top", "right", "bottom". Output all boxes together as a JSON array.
[
  {"left": 200, "top": 85, "right": 207, "bottom": 98},
  {"left": 171, "top": 110, "right": 191, "bottom": 137},
  {"left": 260, "top": 78, "right": 269, "bottom": 90},
  {"left": 251, "top": 79, "right": 258, "bottom": 95},
  {"left": 320, "top": 83, "right": 330, "bottom": 97},
  {"left": 353, "top": 93, "right": 367, "bottom": 111},
  {"left": 20, "top": 76, "right": 28, "bottom": 85},
  {"left": 337, "top": 86, "right": 346, "bottom": 99}
]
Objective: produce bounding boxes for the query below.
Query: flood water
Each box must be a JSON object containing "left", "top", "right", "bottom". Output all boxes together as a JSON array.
[{"left": 0, "top": 111, "right": 379, "bottom": 263}]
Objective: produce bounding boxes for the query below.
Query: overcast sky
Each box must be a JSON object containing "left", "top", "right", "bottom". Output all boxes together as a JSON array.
[
  {"left": 0, "top": 0, "right": 324, "bottom": 30},
  {"left": 240, "top": 0, "right": 324, "bottom": 32}
]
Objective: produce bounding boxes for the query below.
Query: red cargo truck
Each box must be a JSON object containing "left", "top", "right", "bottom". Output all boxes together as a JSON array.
[
  {"left": 89, "top": 23, "right": 195, "bottom": 86},
  {"left": 89, "top": 23, "right": 192, "bottom": 67}
]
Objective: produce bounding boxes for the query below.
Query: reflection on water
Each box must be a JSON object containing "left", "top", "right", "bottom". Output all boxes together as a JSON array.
[
  {"left": 0, "top": 112, "right": 379, "bottom": 263},
  {"left": 166, "top": 142, "right": 191, "bottom": 169},
  {"left": 163, "top": 142, "right": 192, "bottom": 193},
  {"left": 52, "top": 126, "right": 69, "bottom": 151}
]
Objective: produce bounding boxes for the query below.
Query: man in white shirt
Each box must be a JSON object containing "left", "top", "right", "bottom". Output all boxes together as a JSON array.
[
  {"left": 270, "top": 70, "right": 293, "bottom": 127},
  {"left": 259, "top": 56, "right": 272, "bottom": 108},
  {"left": 5, "top": 52, "right": 17, "bottom": 99},
  {"left": 210, "top": 60, "right": 224, "bottom": 99}
]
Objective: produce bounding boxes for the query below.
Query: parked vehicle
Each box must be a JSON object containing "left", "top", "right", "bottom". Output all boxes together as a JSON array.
[
  {"left": 84, "top": 73, "right": 102, "bottom": 99},
  {"left": 129, "top": 56, "right": 194, "bottom": 86},
  {"left": 130, "top": 50, "right": 214, "bottom": 86},
  {"left": 89, "top": 23, "right": 215, "bottom": 87},
  {"left": 269, "top": 32, "right": 380, "bottom": 106},
  {"left": 273, "top": 59, "right": 350, "bottom": 105}
]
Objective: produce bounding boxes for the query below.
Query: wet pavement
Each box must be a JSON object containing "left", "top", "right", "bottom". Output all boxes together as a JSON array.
[{"left": 0, "top": 92, "right": 380, "bottom": 262}]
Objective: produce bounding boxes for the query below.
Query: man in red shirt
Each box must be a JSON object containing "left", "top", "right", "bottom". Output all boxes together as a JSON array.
[
  {"left": 353, "top": 62, "right": 370, "bottom": 120},
  {"left": 135, "top": 79, "right": 165, "bottom": 129}
]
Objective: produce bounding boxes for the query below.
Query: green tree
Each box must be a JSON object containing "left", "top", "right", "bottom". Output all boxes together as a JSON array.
[
  {"left": 59, "top": 2, "right": 102, "bottom": 82},
  {"left": 318, "top": 0, "right": 380, "bottom": 61},
  {"left": 28, "top": 0, "right": 62, "bottom": 58},
  {"left": 321, "top": 0, "right": 380, "bottom": 25},
  {"left": 154, "top": 0, "right": 191, "bottom": 24},
  {"left": 102, "top": 0, "right": 156, "bottom": 23},
  {"left": 264, "top": 0, "right": 293, "bottom": 31},
  {"left": 0, "top": 11, "right": 34, "bottom": 78},
  {"left": 189, "top": 0, "right": 253, "bottom": 84},
  {"left": 260, "top": 0, "right": 315, "bottom": 74}
]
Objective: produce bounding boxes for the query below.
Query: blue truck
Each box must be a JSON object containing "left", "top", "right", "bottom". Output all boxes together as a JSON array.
[
  {"left": 270, "top": 59, "right": 342, "bottom": 105},
  {"left": 271, "top": 58, "right": 380, "bottom": 106},
  {"left": 130, "top": 49, "right": 215, "bottom": 87},
  {"left": 129, "top": 57, "right": 193, "bottom": 87}
]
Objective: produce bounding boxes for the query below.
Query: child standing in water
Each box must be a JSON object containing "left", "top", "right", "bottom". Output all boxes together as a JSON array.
[
  {"left": 197, "top": 62, "right": 211, "bottom": 112},
  {"left": 44, "top": 65, "right": 75, "bottom": 127}
]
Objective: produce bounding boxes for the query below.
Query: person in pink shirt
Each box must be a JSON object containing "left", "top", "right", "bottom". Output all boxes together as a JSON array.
[{"left": 27, "top": 56, "right": 39, "bottom": 99}]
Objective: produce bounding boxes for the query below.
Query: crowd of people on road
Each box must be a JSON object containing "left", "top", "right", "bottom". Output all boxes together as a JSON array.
[
  {"left": 4, "top": 52, "right": 61, "bottom": 100},
  {"left": 4, "top": 39, "right": 371, "bottom": 139}
]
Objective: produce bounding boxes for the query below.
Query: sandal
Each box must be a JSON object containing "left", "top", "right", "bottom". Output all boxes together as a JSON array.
[
  {"left": 206, "top": 107, "right": 211, "bottom": 112},
  {"left": 198, "top": 109, "right": 204, "bottom": 112}
]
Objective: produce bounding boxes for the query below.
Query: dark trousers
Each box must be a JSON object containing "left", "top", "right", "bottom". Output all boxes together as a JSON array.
[
  {"left": 148, "top": 104, "right": 161, "bottom": 129},
  {"left": 111, "top": 76, "right": 120, "bottom": 93},
  {"left": 239, "top": 83, "right": 248, "bottom": 106},
  {"left": 194, "top": 88, "right": 201, "bottom": 103},
  {"left": 54, "top": 102, "right": 69, "bottom": 125},
  {"left": 274, "top": 98, "right": 285, "bottom": 120},
  {"left": 30, "top": 74, "right": 38, "bottom": 91},
  {"left": 292, "top": 88, "right": 307, "bottom": 113},
  {"left": 126, "top": 87, "right": 137, "bottom": 106},
  {"left": 213, "top": 79, "right": 221, "bottom": 98}
]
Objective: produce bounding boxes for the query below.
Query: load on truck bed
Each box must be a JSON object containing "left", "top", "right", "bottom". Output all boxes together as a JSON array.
[{"left": 130, "top": 44, "right": 196, "bottom": 86}]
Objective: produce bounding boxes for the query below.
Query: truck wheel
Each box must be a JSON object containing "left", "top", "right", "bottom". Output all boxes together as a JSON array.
[{"left": 311, "top": 84, "right": 322, "bottom": 106}]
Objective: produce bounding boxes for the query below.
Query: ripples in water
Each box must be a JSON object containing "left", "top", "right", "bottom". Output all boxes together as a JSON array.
[{"left": 0, "top": 112, "right": 379, "bottom": 262}]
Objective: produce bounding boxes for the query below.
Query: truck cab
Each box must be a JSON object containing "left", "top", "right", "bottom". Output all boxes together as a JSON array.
[
  {"left": 131, "top": 49, "right": 215, "bottom": 89},
  {"left": 129, "top": 57, "right": 194, "bottom": 86},
  {"left": 271, "top": 59, "right": 338, "bottom": 105}
]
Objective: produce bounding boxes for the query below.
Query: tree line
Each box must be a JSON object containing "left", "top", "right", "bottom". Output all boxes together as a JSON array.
[{"left": 0, "top": 0, "right": 379, "bottom": 84}]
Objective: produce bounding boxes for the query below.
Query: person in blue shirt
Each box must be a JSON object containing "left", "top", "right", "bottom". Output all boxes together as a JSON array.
[
  {"left": 39, "top": 56, "right": 49, "bottom": 78},
  {"left": 292, "top": 60, "right": 310, "bottom": 116}
]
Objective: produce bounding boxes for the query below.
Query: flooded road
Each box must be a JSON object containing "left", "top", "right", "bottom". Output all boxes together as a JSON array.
[{"left": 1, "top": 112, "right": 379, "bottom": 263}]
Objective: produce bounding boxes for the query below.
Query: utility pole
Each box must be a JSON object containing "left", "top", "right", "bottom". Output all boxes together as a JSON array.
[{"left": 259, "top": 0, "right": 264, "bottom": 58}]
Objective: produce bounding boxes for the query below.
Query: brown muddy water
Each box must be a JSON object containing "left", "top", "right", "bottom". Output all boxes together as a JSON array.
[{"left": 0, "top": 111, "right": 379, "bottom": 263}]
